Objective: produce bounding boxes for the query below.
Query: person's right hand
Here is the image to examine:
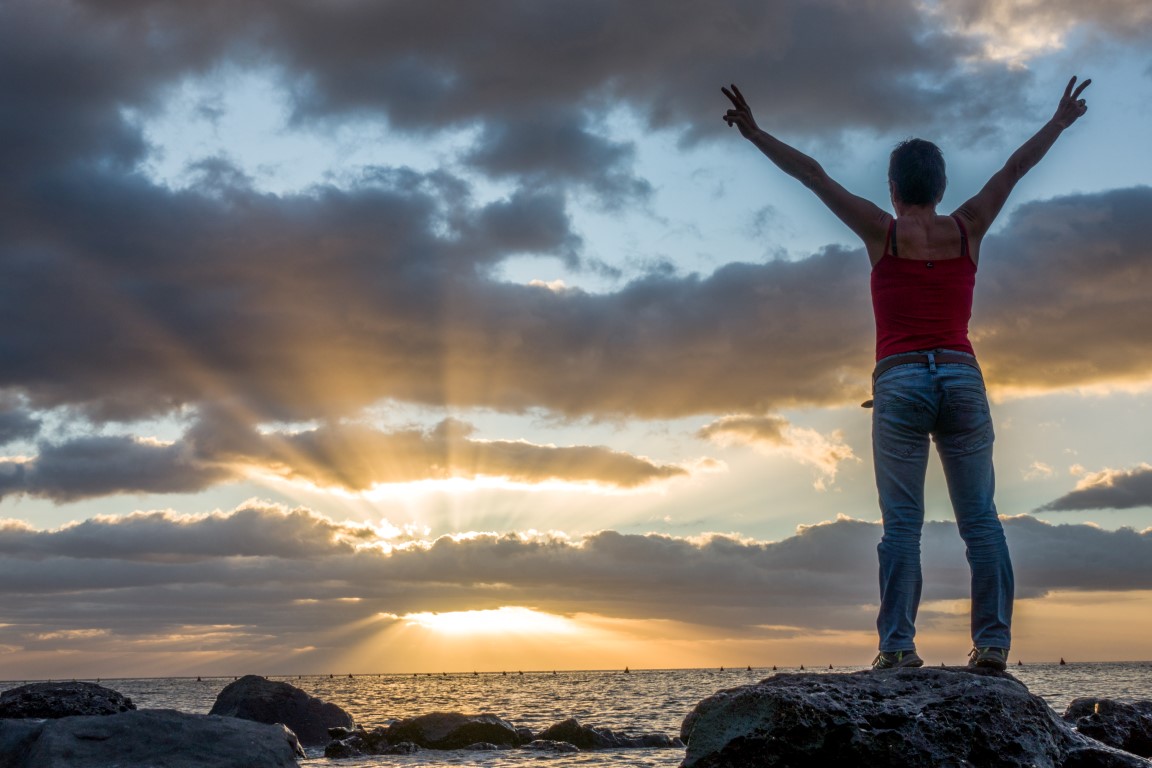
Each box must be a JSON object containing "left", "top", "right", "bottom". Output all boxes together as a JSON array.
[
  {"left": 722, "top": 84, "right": 761, "bottom": 139},
  {"left": 1052, "top": 75, "right": 1091, "bottom": 129}
]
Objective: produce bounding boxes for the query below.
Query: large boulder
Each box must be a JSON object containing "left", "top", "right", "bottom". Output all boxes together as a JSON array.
[
  {"left": 385, "top": 712, "right": 521, "bottom": 749},
  {"left": 0, "top": 709, "right": 303, "bottom": 768},
  {"left": 0, "top": 682, "right": 135, "bottom": 719},
  {"left": 680, "top": 667, "right": 1152, "bottom": 768},
  {"left": 1065, "top": 699, "right": 1152, "bottom": 758},
  {"left": 208, "top": 675, "right": 354, "bottom": 746}
]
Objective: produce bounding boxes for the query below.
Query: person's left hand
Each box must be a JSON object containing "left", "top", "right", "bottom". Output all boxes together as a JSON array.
[
  {"left": 722, "top": 84, "right": 760, "bottom": 139},
  {"left": 1051, "top": 75, "right": 1091, "bottom": 129}
]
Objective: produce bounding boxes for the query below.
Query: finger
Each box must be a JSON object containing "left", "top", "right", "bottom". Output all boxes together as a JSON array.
[
  {"left": 731, "top": 84, "right": 749, "bottom": 108},
  {"left": 1062, "top": 76, "right": 1076, "bottom": 101},
  {"left": 721, "top": 86, "right": 740, "bottom": 107},
  {"left": 1072, "top": 78, "right": 1092, "bottom": 100}
]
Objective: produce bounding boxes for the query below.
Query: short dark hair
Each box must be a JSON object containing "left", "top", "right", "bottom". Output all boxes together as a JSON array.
[{"left": 888, "top": 139, "right": 946, "bottom": 206}]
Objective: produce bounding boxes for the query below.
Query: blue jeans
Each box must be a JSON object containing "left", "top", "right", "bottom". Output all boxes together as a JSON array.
[{"left": 871, "top": 353, "right": 1013, "bottom": 652}]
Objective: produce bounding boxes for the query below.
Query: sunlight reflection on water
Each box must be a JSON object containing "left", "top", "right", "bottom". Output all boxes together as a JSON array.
[{"left": 85, "top": 663, "right": 1152, "bottom": 767}]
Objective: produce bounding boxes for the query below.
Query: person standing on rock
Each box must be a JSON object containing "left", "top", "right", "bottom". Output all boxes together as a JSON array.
[{"left": 721, "top": 76, "right": 1091, "bottom": 670}]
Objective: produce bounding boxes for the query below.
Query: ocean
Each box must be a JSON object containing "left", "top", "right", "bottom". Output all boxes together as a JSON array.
[{"left": 23, "top": 663, "right": 1152, "bottom": 767}]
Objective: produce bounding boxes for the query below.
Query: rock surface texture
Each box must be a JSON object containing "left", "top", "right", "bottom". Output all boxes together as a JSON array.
[
  {"left": 680, "top": 667, "right": 1152, "bottom": 768},
  {"left": 0, "top": 708, "right": 304, "bottom": 768},
  {"left": 385, "top": 712, "right": 522, "bottom": 749},
  {"left": 324, "top": 714, "right": 683, "bottom": 757},
  {"left": 208, "top": 674, "right": 355, "bottom": 746},
  {"left": 1065, "top": 699, "right": 1152, "bottom": 758},
  {"left": 537, "top": 717, "right": 684, "bottom": 749},
  {"left": 0, "top": 681, "right": 136, "bottom": 719}
]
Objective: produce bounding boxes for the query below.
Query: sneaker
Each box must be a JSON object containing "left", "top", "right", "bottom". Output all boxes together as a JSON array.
[
  {"left": 968, "top": 647, "right": 1009, "bottom": 671},
  {"left": 872, "top": 650, "right": 924, "bottom": 670}
]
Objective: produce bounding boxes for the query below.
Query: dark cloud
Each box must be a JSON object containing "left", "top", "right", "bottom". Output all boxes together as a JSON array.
[
  {"left": 0, "top": 402, "right": 40, "bottom": 446},
  {"left": 0, "top": 435, "right": 234, "bottom": 502},
  {"left": 259, "top": 0, "right": 1023, "bottom": 143},
  {"left": 0, "top": 508, "right": 1147, "bottom": 655},
  {"left": 0, "top": 0, "right": 1148, "bottom": 481},
  {"left": 1037, "top": 464, "right": 1152, "bottom": 511},
  {"left": 0, "top": 502, "right": 373, "bottom": 561},
  {"left": 465, "top": 111, "right": 653, "bottom": 209},
  {"left": 973, "top": 187, "right": 1152, "bottom": 392},
  {"left": 0, "top": 418, "right": 687, "bottom": 502}
]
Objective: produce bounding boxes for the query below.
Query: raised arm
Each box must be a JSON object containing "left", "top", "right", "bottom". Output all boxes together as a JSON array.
[
  {"left": 722, "top": 84, "right": 889, "bottom": 248},
  {"left": 955, "top": 76, "right": 1091, "bottom": 240}
]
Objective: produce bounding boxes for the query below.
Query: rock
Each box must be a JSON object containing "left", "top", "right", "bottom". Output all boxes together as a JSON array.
[
  {"left": 537, "top": 717, "right": 682, "bottom": 749},
  {"left": 0, "top": 719, "right": 45, "bottom": 761},
  {"left": 385, "top": 712, "right": 521, "bottom": 749},
  {"left": 464, "top": 741, "right": 503, "bottom": 750},
  {"left": 0, "top": 682, "right": 135, "bottom": 719},
  {"left": 322, "top": 738, "right": 358, "bottom": 759},
  {"left": 2, "top": 708, "right": 303, "bottom": 767},
  {"left": 1065, "top": 699, "right": 1152, "bottom": 757},
  {"left": 537, "top": 717, "right": 617, "bottom": 748},
  {"left": 526, "top": 739, "right": 581, "bottom": 752},
  {"left": 323, "top": 725, "right": 420, "bottom": 758},
  {"left": 208, "top": 674, "right": 354, "bottom": 746},
  {"left": 327, "top": 725, "right": 355, "bottom": 739},
  {"left": 680, "top": 667, "right": 1152, "bottom": 768}
]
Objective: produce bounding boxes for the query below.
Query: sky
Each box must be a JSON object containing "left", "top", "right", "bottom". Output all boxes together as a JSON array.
[{"left": 0, "top": 0, "right": 1150, "bottom": 680}]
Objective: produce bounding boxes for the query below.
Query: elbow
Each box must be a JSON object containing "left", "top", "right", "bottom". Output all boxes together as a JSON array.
[{"left": 797, "top": 163, "right": 828, "bottom": 190}]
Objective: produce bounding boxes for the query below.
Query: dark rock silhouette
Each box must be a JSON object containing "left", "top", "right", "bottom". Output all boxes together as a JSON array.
[
  {"left": 680, "top": 667, "right": 1152, "bottom": 767},
  {"left": 386, "top": 712, "right": 521, "bottom": 749},
  {"left": 1065, "top": 698, "right": 1152, "bottom": 757},
  {"left": 0, "top": 709, "right": 303, "bottom": 767},
  {"left": 324, "top": 714, "right": 682, "bottom": 757},
  {"left": 209, "top": 674, "right": 354, "bottom": 746},
  {"left": 537, "top": 717, "right": 683, "bottom": 749},
  {"left": 526, "top": 739, "right": 580, "bottom": 752},
  {"left": 323, "top": 725, "right": 418, "bottom": 758},
  {"left": 0, "top": 681, "right": 135, "bottom": 719}
]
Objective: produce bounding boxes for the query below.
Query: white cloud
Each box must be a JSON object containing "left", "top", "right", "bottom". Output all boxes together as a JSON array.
[{"left": 697, "top": 415, "right": 857, "bottom": 489}]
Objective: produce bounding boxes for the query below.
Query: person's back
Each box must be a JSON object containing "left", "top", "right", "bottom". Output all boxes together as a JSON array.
[{"left": 722, "top": 76, "right": 1091, "bottom": 669}]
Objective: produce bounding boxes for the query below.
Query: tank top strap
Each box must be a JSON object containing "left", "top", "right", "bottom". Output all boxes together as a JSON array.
[
  {"left": 884, "top": 217, "right": 898, "bottom": 258},
  {"left": 951, "top": 214, "right": 970, "bottom": 260}
]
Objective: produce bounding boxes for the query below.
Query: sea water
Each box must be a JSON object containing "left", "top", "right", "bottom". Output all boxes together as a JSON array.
[{"left": 31, "top": 663, "right": 1152, "bottom": 767}]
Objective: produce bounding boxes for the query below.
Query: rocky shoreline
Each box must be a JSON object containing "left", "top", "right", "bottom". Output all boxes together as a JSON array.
[{"left": 0, "top": 669, "right": 1148, "bottom": 766}]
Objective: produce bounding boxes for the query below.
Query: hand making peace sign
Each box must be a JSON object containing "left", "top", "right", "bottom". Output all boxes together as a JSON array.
[{"left": 1052, "top": 75, "right": 1091, "bottom": 129}]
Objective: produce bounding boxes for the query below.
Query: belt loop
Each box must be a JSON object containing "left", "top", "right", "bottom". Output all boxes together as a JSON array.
[{"left": 927, "top": 350, "right": 937, "bottom": 374}]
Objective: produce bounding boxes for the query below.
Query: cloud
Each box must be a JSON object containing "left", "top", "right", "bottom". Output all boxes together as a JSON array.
[
  {"left": 973, "top": 187, "right": 1152, "bottom": 394},
  {"left": 1022, "top": 461, "right": 1056, "bottom": 481},
  {"left": 0, "top": 502, "right": 376, "bottom": 561},
  {"left": 937, "top": 0, "right": 1152, "bottom": 64},
  {"left": 0, "top": 436, "right": 234, "bottom": 503},
  {"left": 464, "top": 111, "right": 653, "bottom": 210},
  {"left": 697, "top": 415, "right": 857, "bottom": 489},
  {"left": 0, "top": 0, "right": 1149, "bottom": 454},
  {"left": 192, "top": 416, "right": 689, "bottom": 491},
  {"left": 0, "top": 508, "right": 1147, "bottom": 657},
  {"left": 0, "top": 417, "right": 688, "bottom": 502},
  {"left": 0, "top": 401, "right": 40, "bottom": 446},
  {"left": 1037, "top": 464, "right": 1152, "bottom": 511}
]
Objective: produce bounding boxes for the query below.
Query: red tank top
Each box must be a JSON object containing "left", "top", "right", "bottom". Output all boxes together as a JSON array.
[{"left": 871, "top": 215, "right": 975, "bottom": 360}]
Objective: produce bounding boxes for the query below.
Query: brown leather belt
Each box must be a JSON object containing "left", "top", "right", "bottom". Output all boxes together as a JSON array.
[
  {"left": 872, "top": 350, "right": 981, "bottom": 383},
  {"left": 862, "top": 350, "right": 981, "bottom": 408}
]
